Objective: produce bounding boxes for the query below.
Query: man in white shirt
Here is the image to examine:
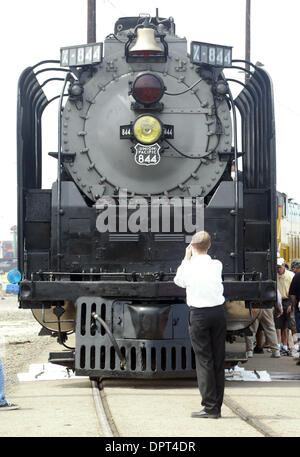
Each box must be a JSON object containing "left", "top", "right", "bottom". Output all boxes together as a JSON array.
[{"left": 174, "top": 231, "right": 226, "bottom": 419}]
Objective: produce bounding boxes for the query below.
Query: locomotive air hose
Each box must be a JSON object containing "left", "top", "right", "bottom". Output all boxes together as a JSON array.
[{"left": 91, "top": 312, "right": 127, "bottom": 369}]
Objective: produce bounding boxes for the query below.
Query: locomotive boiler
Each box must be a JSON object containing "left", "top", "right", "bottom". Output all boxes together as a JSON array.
[{"left": 16, "top": 13, "right": 277, "bottom": 379}]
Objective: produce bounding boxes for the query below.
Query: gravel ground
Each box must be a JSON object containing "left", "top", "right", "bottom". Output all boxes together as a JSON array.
[{"left": 0, "top": 295, "right": 56, "bottom": 393}]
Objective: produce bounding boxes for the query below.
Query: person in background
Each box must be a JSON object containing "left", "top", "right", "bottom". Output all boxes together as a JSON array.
[
  {"left": 230, "top": 160, "right": 243, "bottom": 181},
  {"left": 276, "top": 289, "right": 284, "bottom": 317},
  {"left": 174, "top": 231, "right": 226, "bottom": 419},
  {"left": 291, "top": 260, "right": 300, "bottom": 274},
  {"left": 262, "top": 290, "right": 284, "bottom": 353},
  {"left": 253, "top": 324, "right": 264, "bottom": 354},
  {"left": 286, "top": 261, "right": 300, "bottom": 349},
  {"left": 0, "top": 276, "right": 20, "bottom": 411},
  {"left": 288, "top": 261, "right": 300, "bottom": 349},
  {"left": 276, "top": 258, "right": 294, "bottom": 355},
  {"left": 245, "top": 291, "right": 281, "bottom": 358},
  {"left": 0, "top": 359, "right": 19, "bottom": 411},
  {"left": 289, "top": 271, "right": 300, "bottom": 363}
]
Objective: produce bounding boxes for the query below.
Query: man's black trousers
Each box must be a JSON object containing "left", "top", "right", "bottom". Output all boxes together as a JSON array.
[{"left": 189, "top": 305, "right": 226, "bottom": 414}]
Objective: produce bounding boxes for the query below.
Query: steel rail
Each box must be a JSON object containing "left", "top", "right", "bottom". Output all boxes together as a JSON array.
[
  {"left": 91, "top": 380, "right": 115, "bottom": 436},
  {"left": 93, "top": 378, "right": 294, "bottom": 437},
  {"left": 223, "top": 394, "right": 279, "bottom": 437}
]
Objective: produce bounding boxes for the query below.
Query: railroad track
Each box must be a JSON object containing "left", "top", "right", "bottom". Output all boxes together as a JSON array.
[
  {"left": 92, "top": 379, "right": 275, "bottom": 438},
  {"left": 222, "top": 394, "right": 278, "bottom": 437},
  {"left": 90, "top": 375, "right": 300, "bottom": 438},
  {"left": 91, "top": 380, "right": 118, "bottom": 437}
]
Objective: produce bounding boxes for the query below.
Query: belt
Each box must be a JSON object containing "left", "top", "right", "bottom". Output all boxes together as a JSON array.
[{"left": 190, "top": 304, "right": 223, "bottom": 310}]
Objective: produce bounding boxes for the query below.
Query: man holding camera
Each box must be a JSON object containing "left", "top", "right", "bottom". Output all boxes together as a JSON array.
[{"left": 174, "top": 231, "right": 226, "bottom": 419}]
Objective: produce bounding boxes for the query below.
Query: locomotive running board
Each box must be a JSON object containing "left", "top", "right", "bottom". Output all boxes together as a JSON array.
[{"left": 48, "top": 349, "right": 247, "bottom": 373}]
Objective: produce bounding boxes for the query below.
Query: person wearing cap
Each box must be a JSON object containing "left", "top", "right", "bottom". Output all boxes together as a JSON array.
[
  {"left": 276, "top": 258, "right": 294, "bottom": 355},
  {"left": 174, "top": 231, "right": 226, "bottom": 419},
  {"left": 291, "top": 260, "right": 300, "bottom": 273}
]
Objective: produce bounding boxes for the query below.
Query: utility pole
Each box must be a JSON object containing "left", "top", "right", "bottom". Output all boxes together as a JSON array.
[
  {"left": 87, "top": 0, "right": 96, "bottom": 43},
  {"left": 245, "top": 0, "right": 251, "bottom": 83}
]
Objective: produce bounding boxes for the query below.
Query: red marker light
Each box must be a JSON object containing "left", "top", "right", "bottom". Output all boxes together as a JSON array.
[{"left": 132, "top": 73, "right": 165, "bottom": 105}]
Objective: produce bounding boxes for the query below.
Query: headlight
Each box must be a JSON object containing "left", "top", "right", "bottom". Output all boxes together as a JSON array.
[{"left": 133, "top": 115, "right": 162, "bottom": 144}]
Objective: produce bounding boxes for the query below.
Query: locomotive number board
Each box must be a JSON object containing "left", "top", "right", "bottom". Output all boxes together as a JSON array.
[
  {"left": 120, "top": 124, "right": 174, "bottom": 140},
  {"left": 60, "top": 43, "right": 103, "bottom": 67},
  {"left": 191, "top": 41, "right": 232, "bottom": 67}
]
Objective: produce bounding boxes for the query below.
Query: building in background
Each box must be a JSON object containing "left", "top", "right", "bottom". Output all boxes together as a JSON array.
[
  {"left": 10, "top": 225, "right": 17, "bottom": 258},
  {"left": 0, "top": 226, "right": 17, "bottom": 272},
  {"left": 0, "top": 241, "right": 13, "bottom": 259}
]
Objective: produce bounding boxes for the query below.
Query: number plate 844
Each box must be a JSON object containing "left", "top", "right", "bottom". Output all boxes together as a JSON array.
[{"left": 134, "top": 143, "right": 161, "bottom": 166}]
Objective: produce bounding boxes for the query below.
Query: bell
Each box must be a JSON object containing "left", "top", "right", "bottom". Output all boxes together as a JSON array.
[{"left": 130, "top": 28, "right": 163, "bottom": 54}]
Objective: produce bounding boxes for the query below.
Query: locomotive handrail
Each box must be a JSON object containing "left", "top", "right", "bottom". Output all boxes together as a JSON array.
[
  {"left": 227, "top": 86, "right": 239, "bottom": 274},
  {"left": 228, "top": 66, "right": 265, "bottom": 188},
  {"left": 31, "top": 59, "right": 61, "bottom": 70},
  {"left": 32, "top": 271, "right": 267, "bottom": 287},
  {"left": 227, "top": 76, "right": 263, "bottom": 187},
  {"left": 232, "top": 59, "right": 264, "bottom": 72},
  {"left": 40, "top": 78, "right": 65, "bottom": 88},
  {"left": 35, "top": 271, "right": 264, "bottom": 278},
  {"left": 35, "top": 68, "right": 70, "bottom": 76},
  {"left": 57, "top": 73, "right": 72, "bottom": 272},
  {"left": 230, "top": 67, "right": 268, "bottom": 187}
]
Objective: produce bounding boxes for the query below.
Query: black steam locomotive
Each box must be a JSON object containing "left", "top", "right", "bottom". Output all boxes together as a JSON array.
[{"left": 17, "top": 14, "right": 277, "bottom": 379}]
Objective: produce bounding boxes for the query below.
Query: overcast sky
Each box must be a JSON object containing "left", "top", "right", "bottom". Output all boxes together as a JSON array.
[{"left": 0, "top": 0, "right": 299, "bottom": 240}]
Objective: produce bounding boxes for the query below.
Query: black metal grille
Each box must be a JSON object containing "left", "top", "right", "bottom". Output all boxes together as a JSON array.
[
  {"left": 75, "top": 297, "right": 195, "bottom": 378},
  {"left": 77, "top": 343, "right": 196, "bottom": 372}
]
